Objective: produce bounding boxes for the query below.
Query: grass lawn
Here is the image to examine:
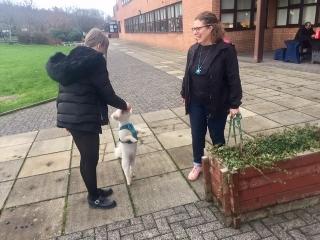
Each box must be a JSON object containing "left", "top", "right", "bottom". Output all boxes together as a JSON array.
[{"left": 0, "top": 44, "right": 72, "bottom": 113}]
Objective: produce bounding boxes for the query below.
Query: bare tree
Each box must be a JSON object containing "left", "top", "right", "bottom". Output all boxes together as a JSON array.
[{"left": 0, "top": 1, "right": 106, "bottom": 43}]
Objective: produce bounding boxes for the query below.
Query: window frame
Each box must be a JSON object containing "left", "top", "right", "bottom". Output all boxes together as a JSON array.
[
  {"left": 124, "top": 1, "right": 183, "bottom": 33},
  {"left": 275, "top": 0, "right": 320, "bottom": 27},
  {"left": 220, "top": 0, "right": 258, "bottom": 31},
  {"left": 121, "top": 0, "right": 132, "bottom": 6}
]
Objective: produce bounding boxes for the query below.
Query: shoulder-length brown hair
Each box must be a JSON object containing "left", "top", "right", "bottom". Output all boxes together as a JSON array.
[{"left": 195, "top": 11, "right": 225, "bottom": 43}]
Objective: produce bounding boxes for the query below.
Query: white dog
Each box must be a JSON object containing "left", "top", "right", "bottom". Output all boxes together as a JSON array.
[{"left": 111, "top": 109, "right": 138, "bottom": 186}]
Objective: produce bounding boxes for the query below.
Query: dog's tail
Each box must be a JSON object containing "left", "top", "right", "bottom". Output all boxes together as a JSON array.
[{"left": 114, "top": 144, "right": 122, "bottom": 159}]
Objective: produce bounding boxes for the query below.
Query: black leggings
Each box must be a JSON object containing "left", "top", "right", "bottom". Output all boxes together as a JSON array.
[{"left": 69, "top": 129, "right": 100, "bottom": 198}]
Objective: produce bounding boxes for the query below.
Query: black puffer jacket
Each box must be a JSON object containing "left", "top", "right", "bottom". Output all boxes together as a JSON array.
[
  {"left": 181, "top": 40, "right": 242, "bottom": 116},
  {"left": 46, "top": 46, "right": 127, "bottom": 133}
]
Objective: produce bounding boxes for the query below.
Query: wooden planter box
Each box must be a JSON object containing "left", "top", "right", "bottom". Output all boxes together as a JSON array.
[{"left": 202, "top": 151, "right": 320, "bottom": 228}]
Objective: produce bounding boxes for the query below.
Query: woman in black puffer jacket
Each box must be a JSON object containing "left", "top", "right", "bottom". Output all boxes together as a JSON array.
[{"left": 46, "top": 28, "right": 129, "bottom": 209}]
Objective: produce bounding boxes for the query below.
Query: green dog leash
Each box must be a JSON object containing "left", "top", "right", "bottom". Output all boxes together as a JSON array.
[{"left": 227, "top": 113, "right": 243, "bottom": 152}]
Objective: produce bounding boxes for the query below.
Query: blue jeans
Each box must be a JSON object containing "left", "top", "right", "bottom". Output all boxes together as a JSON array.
[{"left": 189, "top": 101, "right": 228, "bottom": 166}]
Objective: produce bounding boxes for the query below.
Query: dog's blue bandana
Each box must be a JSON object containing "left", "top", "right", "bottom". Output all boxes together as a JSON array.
[{"left": 119, "top": 123, "right": 138, "bottom": 144}]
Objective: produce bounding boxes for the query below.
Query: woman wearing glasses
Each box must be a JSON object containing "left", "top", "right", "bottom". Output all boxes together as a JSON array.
[{"left": 181, "top": 11, "right": 242, "bottom": 181}]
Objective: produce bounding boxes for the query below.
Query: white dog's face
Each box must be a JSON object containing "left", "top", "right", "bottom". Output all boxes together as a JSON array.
[{"left": 111, "top": 109, "right": 132, "bottom": 123}]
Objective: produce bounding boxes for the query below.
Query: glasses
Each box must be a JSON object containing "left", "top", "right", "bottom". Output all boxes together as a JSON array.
[{"left": 191, "top": 25, "right": 212, "bottom": 32}]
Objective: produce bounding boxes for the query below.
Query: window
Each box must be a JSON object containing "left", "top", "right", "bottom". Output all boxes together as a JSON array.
[
  {"left": 220, "top": 0, "right": 256, "bottom": 30},
  {"left": 175, "top": 2, "right": 183, "bottom": 32},
  {"left": 139, "top": 14, "right": 146, "bottom": 32},
  {"left": 133, "top": 16, "right": 139, "bottom": 32},
  {"left": 276, "top": 0, "right": 320, "bottom": 26},
  {"left": 146, "top": 12, "right": 155, "bottom": 32},
  {"left": 121, "top": 0, "right": 132, "bottom": 6},
  {"left": 160, "top": 8, "right": 168, "bottom": 32},
  {"left": 124, "top": 2, "right": 183, "bottom": 33},
  {"left": 154, "top": 9, "right": 161, "bottom": 32},
  {"left": 118, "top": 21, "right": 121, "bottom": 33},
  {"left": 168, "top": 5, "right": 176, "bottom": 32}
]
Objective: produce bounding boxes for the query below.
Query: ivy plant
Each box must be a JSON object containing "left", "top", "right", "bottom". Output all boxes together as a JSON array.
[{"left": 209, "top": 125, "right": 320, "bottom": 171}]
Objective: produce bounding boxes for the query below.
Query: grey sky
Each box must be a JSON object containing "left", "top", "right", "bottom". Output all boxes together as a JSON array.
[{"left": 11, "top": 0, "right": 116, "bottom": 16}]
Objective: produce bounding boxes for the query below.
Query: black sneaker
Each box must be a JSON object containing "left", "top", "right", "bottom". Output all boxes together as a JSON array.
[
  {"left": 87, "top": 196, "right": 117, "bottom": 209},
  {"left": 98, "top": 188, "right": 113, "bottom": 197}
]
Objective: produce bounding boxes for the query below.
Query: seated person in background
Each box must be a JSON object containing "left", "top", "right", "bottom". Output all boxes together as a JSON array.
[{"left": 294, "top": 22, "right": 315, "bottom": 51}]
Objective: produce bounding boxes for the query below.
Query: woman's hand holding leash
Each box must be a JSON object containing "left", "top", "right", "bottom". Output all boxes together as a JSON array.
[{"left": 229, "top": 108, "right": 240, "bottom": 118}]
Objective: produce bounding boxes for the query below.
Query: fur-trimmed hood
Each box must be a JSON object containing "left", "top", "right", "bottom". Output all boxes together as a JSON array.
[{"left": 46, "top": 46, "right": 105, "bottom": 86}]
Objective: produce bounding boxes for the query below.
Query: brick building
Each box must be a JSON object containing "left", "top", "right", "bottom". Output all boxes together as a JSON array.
[{"left": 114, "top": 0, "right": 320, "bottom": 54}]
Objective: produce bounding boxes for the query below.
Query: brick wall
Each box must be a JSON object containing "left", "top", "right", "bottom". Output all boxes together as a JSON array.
[
  {"left": 114, "top": 0, "right": 301, "bottom": 53},
  {"left": 115, "top": 0, "right": 213, "bottom": 51}
]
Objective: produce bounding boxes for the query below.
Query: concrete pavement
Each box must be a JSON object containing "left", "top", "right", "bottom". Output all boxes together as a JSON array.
[{"left": 0, "top": 39, "right": 320, "bottom": 239}]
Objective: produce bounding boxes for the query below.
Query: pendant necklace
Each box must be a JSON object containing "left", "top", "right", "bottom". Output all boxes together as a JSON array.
[{"left": 195, "top": 46, "right": 210, "bottom": 75}]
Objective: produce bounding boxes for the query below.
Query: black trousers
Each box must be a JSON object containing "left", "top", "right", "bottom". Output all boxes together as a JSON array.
[{"left": 69, "top": 129, "right": 100, "bottom": 198}]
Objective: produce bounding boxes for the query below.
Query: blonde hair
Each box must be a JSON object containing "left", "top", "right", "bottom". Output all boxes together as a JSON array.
[
  {"left": 195, "top": 11, "right": 225, "bottom": 43},
  {"left": 84, "top": 28, "right": 109, "bottom": 50}
]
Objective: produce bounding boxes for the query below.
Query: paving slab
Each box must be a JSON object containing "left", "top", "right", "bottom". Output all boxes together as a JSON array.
[
  {"left": 265, "top": 110, "right": 316, "bottom": 126},
  {"left": 0, "top": 180, "right": 13, "bottom": 209},
  {"left": 0, "top": 131, "right": 37, "bottom": 148},
  {"left": 149, "top": 118, "right": 189, "bottom": 134},
  {"left": 142, "top": 110, "right": 176, "bottom": 123},
  {"left": 72, "top": 154, "right": 104, "bottom": 167},
  {"left": 100, "top": 129, "right": 114, "bottom": 144},
  {"left": 0, "top": 143, "right": 31, "bottom": 162},
  {"left": 6, "top": 170, "right": 68, "bottom": 208},
  {"left": 249, "top": 127, "right": 289, "bottom": 137},
  {"left": 239, "top": 107, "right": 258, "bottom": 118},
  {"left": 270, "top": 96, "right": 314, "bottom": 109},
  {"left": 241, "top": 95, "right": 263, "bottom": 106},
  {"left": 243, "top": 102, "right": 288, "bottom": 115},
  {"left": 103, "top": 151, "right": 118, "bottom": 162},
  {"left": 296, "top": 104, "right": 320, "bottom": 118},
  {"left": 167, "top": 145, "right": 194, "bottom": 169},
  {"left": 134, "top": 123, "right": 153, "bottom": 138},
  {"left": 136, "top": 135, "right": 163, "bottom": 155},
  {"left": 105, "top": 141, "right": 116, "bottom": 157},
  {"left": 72, "top": 143, "right": 106, "bottom": 158},
  {"left": 133, "top": 151, "right": 177, "bottom": 180},
  {"left": 19, "top": 151, "right": 71, "bottom": 178},
  {"left": 65, "top": 184, "right": 133, "bottom": 234},
  {"left": 156, "top": 129, "right": 192, "bottom": 150},
  {"left": 130, "top": 171, "right": 198, "bottom": 216},
  {"left": 242, "top": 115, "right": 282, "bottom": 133},
  {"left": 36, "top": 128, "right": 70, "bottom": 141},
  {"left": 287, "top": 119, "right": 320, "bottom": 128},
  {"left": 28, "top": 136, "right": 72, "bottom": 157},
  {"left": 69, "top": 160, "right": 124, "bottom": 194},
  {"left": 171, "top": 107, "right": 185, "bottom": 117},
  {"left": 180, "top": 115, "right": 190, "bottom": 126},
  {"left": 181, "top": 169, "right": 205, "bottom": 200},
  {"left": 0, "top": 198, "right": 64, "bottom": 240},
  {"left": 0, "top": 159, "right": 23, "bottom": 182}
]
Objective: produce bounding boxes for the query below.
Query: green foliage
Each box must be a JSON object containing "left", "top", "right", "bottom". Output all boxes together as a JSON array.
[
  {"left": 210, "top": 125, "right": 320, "bottom": 171},
  {"left": 67, "top": 29, "right": 83, "bottom": 42},
  {"left": 50, "top": 28, "right": 83, "bottom": 42},
  {"left": 0, "top": 44, "right": 72, "bottom": 113},
  {"left": 17, "top": 32, "right": 51, "bottom": 44}
]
